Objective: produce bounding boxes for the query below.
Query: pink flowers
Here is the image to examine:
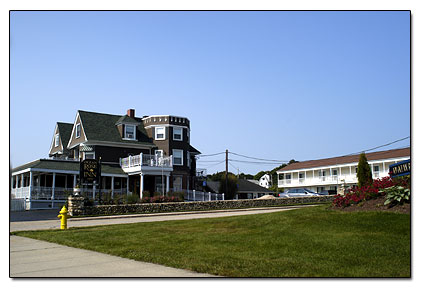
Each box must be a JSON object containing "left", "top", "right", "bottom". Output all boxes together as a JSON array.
[{"left": 332, "top": 176, "right": 410, "bottom": 208}]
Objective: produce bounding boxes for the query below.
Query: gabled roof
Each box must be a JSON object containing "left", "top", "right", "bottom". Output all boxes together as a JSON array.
[
  {"left": 278, "top": 147, "right": 410, "bottom": 172},
  {"left": 77, "top": 110, "right": 154, "bottom": 147},
  {"left": 115, "top": 115, "right": 141, "bottom": 125},
  {"left": 189, "top": 145, "right": 201, "bottom": 155},
  {"left": 57, "top": 122, "right": 73, "bottom": 150},
  {"left": 237, "top": 179, "right": 273, "bottom": 193}
]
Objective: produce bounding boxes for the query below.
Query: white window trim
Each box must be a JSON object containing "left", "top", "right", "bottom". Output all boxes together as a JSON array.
[
  {"left": 84, "top": 152, "right": 95, "bottom": 160},
  {"left": 76, "top": 123, "right": 81, "bottom": 138},
  {"left": 54, "top": 134, "right": 60, "bottom": 147},
  {"left": 173, "top": 149, "right": 183, "bottom": 166},
  {"left": 123, "top": 124, "right": 136, "bottom": 140},
  {"left": 155, "top": 126, "right": 166, "bottom": 140},
  {"left": 173, "top": 127, "right": 183, "bottom": 141}
]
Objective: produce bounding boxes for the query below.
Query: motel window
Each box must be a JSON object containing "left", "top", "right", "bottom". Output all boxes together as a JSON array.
[
  {"left": 332, "top": 169, "right": 338, "bottom": 176},
  {"left": 54, "top": 134, "right": 60, "bottom": 147},
  {"left": 76, "top": 123, "right": 81, "bottom": 138},
  {"left": 173, "top": 127, "right": 183, "bottom": 141},
  {"left": 279, "top": 174, "right": 284, "bottom": 180},
  {"left": 173, "top": 149, "right": 183, "bottom": 166},
  {"left": 374, "top": 165, "right": 380, "bottom": 172},
  {"left": 124, "top": 125, "right": 136, "bottom": 140},
  {"left": 285, "top": 174, "right": 291, "bottom": 180},
  {"left": 155, "top": 127, "right": 165, "bottom": 140},
  {"left": 299, "top": 172, "right": 304, "bottom": 179}
]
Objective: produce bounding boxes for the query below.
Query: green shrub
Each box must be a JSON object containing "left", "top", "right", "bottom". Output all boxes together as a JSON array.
[
  {"left": 382, "top": 186, "right": 410, "bottom": 207},
  {"left": 126, "top": 194, "right": 140, "bottom": 204},
  {"left": 357, "top": 153, "right": 373, "bottom": 188}
]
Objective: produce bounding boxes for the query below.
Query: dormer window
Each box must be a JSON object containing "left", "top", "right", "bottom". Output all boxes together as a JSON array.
[
  {"left": 54, "top": 134, "right": 60, "bottom": 147},
  {"left": 173, "top": 127, "right": 183, "bottom": 141},
  {"left": 75, "top": 124, "right": 81, "bottom": 138},
  {"left": 124, "top": 125, "right": 136, "bottom": 140}
]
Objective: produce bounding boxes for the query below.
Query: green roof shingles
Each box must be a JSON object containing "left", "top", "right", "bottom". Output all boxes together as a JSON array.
[
  {"left": 78, "top": 110, "right": 153, "bottom": 146},
  {"left": 57, "top": 122, "right": 73, "bottom": 151},
  {"left": 12, "top": 159, "right": 126, "bottom": 176}
]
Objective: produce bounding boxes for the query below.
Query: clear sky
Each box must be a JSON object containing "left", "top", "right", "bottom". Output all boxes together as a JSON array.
[{"left": 10, "top": 11, "right": 410, "bottom": 175}]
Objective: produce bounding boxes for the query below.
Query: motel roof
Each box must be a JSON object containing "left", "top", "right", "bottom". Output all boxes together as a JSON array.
[{"left": 277, "top": 147, "right": 410, "bottom": 173}]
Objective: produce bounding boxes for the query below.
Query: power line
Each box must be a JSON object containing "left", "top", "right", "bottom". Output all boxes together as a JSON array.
[
  {"left": 197, "top": 152, "right": 226, "bottom": 157},
  {"left": 346, "top": 136, "right": 410, "bottom": 156},
  {"left": 229, "top": 159, "right": 285, "bottom": 165},
  {"left": 197, "top": 159, "right": 225, "bottom": 163},
  {"left": 229, "top": 151, "right": 289, "bottom": 163},
  {"left": 202, "top": 160, "right": 226, "bottom": 169}
]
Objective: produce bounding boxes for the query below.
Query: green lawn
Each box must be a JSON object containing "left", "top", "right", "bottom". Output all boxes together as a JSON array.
[{"left": 12, "top": 206, "right": 410, "bottom": 277}]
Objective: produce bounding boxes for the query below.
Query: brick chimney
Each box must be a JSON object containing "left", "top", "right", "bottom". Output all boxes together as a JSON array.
[{"left": 127, "top": 109, "right": 135, "bottom": 118}]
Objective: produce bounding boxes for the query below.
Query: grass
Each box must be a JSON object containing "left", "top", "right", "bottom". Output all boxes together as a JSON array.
[{"left": 12, "top": 205, "right": 410, "bottom": 277}]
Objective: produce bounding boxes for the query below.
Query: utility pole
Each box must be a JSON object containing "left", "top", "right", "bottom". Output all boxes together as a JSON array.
[{"left": 225, "top": 149, "right": 228, "bottom": 196}]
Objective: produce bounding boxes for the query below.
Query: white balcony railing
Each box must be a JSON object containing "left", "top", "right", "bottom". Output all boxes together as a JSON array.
[
  {"left": 278, "top": 174, "right": 358, "bottom": 187},
  {"left": 120, "top": 153, "right": 173, "bottom": 169}
]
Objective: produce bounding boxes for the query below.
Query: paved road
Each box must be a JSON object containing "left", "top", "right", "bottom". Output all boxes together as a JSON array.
[
  {"left": 10, "top": 206, "right": 308, "bottom": 232},
  {"left": 10, "top": 236, "right": 215, "bottom": 277}
]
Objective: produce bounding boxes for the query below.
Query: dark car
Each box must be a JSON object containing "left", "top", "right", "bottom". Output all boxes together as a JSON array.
[
  {"left": 318, "top": 190, "right": 337, "bottom": 195},
  {"left": 279, "top": 188, "right": 319, "bottom": 198}
]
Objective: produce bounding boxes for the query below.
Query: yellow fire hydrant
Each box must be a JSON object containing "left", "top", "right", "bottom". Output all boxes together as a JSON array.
[{"left": 57, "top": 205, "right": 69, "bottom": 230}]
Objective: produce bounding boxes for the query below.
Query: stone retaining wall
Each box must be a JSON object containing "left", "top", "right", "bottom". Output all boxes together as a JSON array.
[{"left": 68, "top": 195, "right": 334, "bottom": 217}]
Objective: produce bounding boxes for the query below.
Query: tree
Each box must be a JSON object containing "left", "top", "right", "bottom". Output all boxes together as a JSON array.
[
  {"left": 357, "top": 152, "right": 373, "bottom": 187},
  {"left": 218, "top": 174, "right": 238, "bottom": 199}
]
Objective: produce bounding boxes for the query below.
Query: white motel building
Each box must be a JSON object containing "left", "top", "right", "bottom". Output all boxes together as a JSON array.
[{"left": 276, "top": 147, "right": 410, "bottom": 194}]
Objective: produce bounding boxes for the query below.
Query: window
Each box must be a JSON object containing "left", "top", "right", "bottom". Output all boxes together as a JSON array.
[
  {"left": 374, "top": 165, "right": 380, "bottom": 172},
  {"left": 84, "top": 152, "right": 95, "bottom": 160},
  {"left": 124, "top": 125, "right": 136, "bottom": 140},
  {"left": 187, "top": 151, "right": 191, "bottom": 168},
  {"left": 155, "top": 127, "right": 165, "bottom": 140},
  {"left": 155, "top": 150, "right": 163, "bottom": 158},
  {"left": 299, "top": 172, "right": 304, "bottom": 179},
  {"left": 332, "top": 169, "right": 338, "bottom": 176},
  {"left": 173, "top": 149, "right": 183, "bottom": 166},
  {"left": 173, "top": 127, "right": 183, "bottom": 141},
  {"left": 75, "top": 123, "right": 81, "bottom": 138},
  {"left": 54, "top": 134, "right": 60, "bottom": 147}
]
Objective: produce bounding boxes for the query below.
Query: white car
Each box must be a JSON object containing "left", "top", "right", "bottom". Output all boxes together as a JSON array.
[{"left": 278, "top": 188, "right": 319, "bottom": 198}]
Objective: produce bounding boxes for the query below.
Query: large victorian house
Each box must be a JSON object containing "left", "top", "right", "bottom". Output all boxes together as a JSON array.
[{"left": 11, "top": 109, "right": 201, "bottom": 210}]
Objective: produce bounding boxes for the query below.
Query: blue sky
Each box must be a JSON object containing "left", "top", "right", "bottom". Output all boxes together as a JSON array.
[{"left": 10, "top": 11, "right": 410, "bottom": 175}]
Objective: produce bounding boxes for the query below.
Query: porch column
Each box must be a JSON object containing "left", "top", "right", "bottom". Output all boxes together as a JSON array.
[
  {"left": 140, "top": 173, "right": 144, "bottom": 199},
  {"left": 52, "top": 172, "right": 56, "bottom": 208},
  {"left": 111, "top": 176, "right": 115, "bottom": 199},
  {"left": 166, "top": 175, "right": 170, "bottom": 193},
  {"left": 127, "top": 176, "right": 131, "bottom": 195},
  {"left": 29, "top": 171, "right": 33, "bottom": 210},
  {"left": 73, "top": 174, "right": 77, "bottom": 188},
  {"left": 383, "top": 162, "right": 386, "bottom": 175},
  {"left": 16, "top": 175, "right": 20, "bottom": 188}
]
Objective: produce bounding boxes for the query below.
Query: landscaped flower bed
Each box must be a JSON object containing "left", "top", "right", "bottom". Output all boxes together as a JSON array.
[{"left": 332, "top": 175, "right": 410, "bottom": 208}]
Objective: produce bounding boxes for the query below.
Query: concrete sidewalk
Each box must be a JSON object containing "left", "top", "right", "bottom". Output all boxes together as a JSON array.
[
  {"left": 10, "top": 235, "right": 215, "bottom": 277},
  {"left": 10, "top": 205, "right": 308, "bottom": 232}
]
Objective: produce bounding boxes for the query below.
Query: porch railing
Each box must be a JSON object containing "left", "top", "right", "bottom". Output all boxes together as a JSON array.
[{"left": 120, "top": 153, "right": 173, "bottom": 169}]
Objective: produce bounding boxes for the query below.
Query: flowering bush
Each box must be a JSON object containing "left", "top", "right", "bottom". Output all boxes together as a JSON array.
[
  {"left": 332, "top": 175, "right": 410, "bottom": 208},
  {"left": 140, "top": 195, "right": 182, "bottom": 203}
]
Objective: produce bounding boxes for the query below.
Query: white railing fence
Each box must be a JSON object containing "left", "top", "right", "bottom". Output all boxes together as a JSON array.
[
  {"left": 11, "top": 198, "right": 26, "bottom": 211},
  {"left": 184, "top": 190, "right": 224, "bottom": 201},
  {"left": 120, "top": 153, "right": 173, "bottom": 169}
]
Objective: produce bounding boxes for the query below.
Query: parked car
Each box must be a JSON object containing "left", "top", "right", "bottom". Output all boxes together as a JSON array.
[
  {"left": 278, "top": 188, "right": 319, "bottom": 198},
  {"left": 318, "top": 190, "right": 337, "bottom": 195}
]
